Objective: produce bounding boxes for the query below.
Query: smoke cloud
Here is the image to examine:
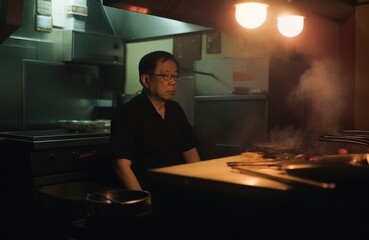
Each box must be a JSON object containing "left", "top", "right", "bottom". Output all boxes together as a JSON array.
[
  {"left": 291, "top": 58, "right": 344, "bottom": 134},
  {"left": 270, "top": 57, "right": 346, "bottom": 148}
]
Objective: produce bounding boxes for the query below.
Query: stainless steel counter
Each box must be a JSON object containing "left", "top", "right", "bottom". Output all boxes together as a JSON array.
[
  {"left": 0, "top": 129, "right": 110, "bottom": 149},
  {"left": 194, "top": 94, "right": 267, "bottom": 101}
]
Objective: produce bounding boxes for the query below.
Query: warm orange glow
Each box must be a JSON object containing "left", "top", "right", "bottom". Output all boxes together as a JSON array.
[
  {"left": 128, "top": 6, "right": 149, "bottom": 14},
  {"left": 111, "top": 3, "right": 149, "bottom": 14},
  {"left": 235, "top": 2, "right": 268, "bottom": 29}
]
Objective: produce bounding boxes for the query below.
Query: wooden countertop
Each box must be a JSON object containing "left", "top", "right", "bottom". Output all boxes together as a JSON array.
[{"left": 149, "top": 155, "right": 292, "bottom": 196}]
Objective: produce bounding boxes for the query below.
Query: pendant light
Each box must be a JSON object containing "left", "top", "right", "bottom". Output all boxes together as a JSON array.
[
  {"left": 277, "top": 15, "right": 304, "bottom": 37},
  {"left": 234, "top": 2, "right": 269, "bottom": 29},
  {"left": 276, "top": 0, "right": 304, "bottom": 38},
  {"left": 234, "top": 0, "right": 304, "bottom": 38}
]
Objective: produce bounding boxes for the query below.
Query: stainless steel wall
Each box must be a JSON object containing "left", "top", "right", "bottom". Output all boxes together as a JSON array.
[
  {"left": 0, "top": 38, "right": 37, "bottom": 130},
  {"left": 22, "top": 60, "right": 99, "bottom": 130},
  {"left": 0, "top": 0, "right": 123, "bottom": 131}
]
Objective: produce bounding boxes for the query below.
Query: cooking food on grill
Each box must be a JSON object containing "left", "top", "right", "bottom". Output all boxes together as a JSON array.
[
  {"left": 337, "top": 148, "right": 349, "bottom": 155},
  {"left": 240, "top": 152, "right": 263, "bottom": 160}
]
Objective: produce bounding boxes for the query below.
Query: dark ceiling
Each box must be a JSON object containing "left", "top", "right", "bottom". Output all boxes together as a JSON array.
[{"left": 103, "top": 0, "right": 361, "bottom": 30}]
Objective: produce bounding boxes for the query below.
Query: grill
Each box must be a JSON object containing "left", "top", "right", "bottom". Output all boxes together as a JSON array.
[{"left": 227, "top": 132, "right": 369, "bottom": 190}]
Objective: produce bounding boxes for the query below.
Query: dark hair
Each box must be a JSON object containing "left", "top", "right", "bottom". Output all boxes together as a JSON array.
[{"left": 138, "top": 51, "right": 179, "bottom": 78}]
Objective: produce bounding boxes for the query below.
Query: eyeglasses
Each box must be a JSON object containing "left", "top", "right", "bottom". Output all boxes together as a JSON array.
[{"left": 148, "top": 73, "right": 180, "bottom": 81}]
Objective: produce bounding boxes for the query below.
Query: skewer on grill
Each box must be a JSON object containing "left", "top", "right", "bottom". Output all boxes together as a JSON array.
[{"left": 319, "top": 135, "right": 369, "bottom": 146}]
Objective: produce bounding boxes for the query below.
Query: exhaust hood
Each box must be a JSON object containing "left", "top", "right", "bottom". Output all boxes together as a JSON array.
[
  {"left": 60, "top": 0, "right": 209, "bottom": 65},
  {"left": 102, "top": 0, "right": 356, "bottom": 30},
  {"left": 101, "top": 6, "right": 210, "bottom": 40},
  {"left": 102, "top": 0, "right": 235, "bottom": 30},
  {"left": 75, "top": 0, "right": 210, "bottom": 41}
]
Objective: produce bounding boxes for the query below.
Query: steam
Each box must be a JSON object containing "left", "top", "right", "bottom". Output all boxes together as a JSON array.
[
  {"left": 270, "top": 58, "right": 345, "bottom": 148},
  {"left": 269, "top": 126, "right": 305, "bottom": 149},
  {"left": 291, "top": 58, "right": 344, "bottom": 134}
]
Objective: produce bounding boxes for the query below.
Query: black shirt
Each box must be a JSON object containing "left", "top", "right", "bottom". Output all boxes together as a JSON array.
[{"left": 110, "top": 92, "right": 198, "bottom": 188}]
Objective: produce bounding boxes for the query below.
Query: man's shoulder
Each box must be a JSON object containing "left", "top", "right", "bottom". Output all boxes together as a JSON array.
[
  {"left": 122, "top": 93, "right": 147, "bottom": 109},
  {"left": 113, "top": 94, "right": 142, "bottom": 118}
]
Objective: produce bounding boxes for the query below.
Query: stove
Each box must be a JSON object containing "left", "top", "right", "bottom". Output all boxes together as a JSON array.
[
  {"left": 0, "top": 129, "right": 116, "bottom": 239},
  {"left": 0, "top": 128, "right": 110, "bottom": 149},
  {"left": 1, "top": 128, "right": 113, "bottom": 185}
]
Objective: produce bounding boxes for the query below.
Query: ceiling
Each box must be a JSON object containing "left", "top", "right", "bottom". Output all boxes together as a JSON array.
[{"left": 103, "top": 0, "right": 360, "bottom": 30}]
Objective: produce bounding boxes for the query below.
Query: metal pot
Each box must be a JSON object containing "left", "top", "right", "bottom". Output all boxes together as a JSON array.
[
  {"left": 85, "top": 190, "right": 152, "bottom": 239},
  {"left": 86, "top": 189, "right": 151, "bottom": 220},
  {"left": 35, "top": 182, "right": 115, "bottom": 221}
]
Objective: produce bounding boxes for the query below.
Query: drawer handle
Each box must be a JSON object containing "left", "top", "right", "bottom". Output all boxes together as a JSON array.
[{"left": 79, "top": 150, "right": 97, "bottom": 159}]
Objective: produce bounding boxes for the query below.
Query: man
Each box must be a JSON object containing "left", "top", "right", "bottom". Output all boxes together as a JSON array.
[{"left": 110, "top": 51, "right": 201, "bottom": 190}]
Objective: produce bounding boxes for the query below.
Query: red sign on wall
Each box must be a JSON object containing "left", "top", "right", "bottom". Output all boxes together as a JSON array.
[{"left": 233, "top": 71, "right": 256, "bottom": 81}]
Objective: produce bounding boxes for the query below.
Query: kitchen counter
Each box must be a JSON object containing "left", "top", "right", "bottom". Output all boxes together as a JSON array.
[
  {"left": 148, "top": 155, "right": 369, "bottom": 240},
  {"left": 0, "top": 129, "right": 110, "bottom": 149},
  {"left": 194, "top": 94, "right": 267, "bottom": 101},
  {"left": 148, "top": 155, "right": 340, "bottom": 200},
  {"left": 149, "top": 155, "right": 291, "bottom": 195}
]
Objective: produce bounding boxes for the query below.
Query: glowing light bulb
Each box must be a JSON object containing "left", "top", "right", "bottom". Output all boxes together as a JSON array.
[
  {"left": 235, "top": 3, "right": 268, "bottom": 29},
  {"left": 277, "top": 15, "right": 304, "bottom": 37}
]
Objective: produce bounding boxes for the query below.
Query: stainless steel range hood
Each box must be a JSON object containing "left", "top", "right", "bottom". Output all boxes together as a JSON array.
[
  {"left": 101, "top": 6, "right": 210, "bottom": 40},
  {"left": 88, "top": 1, "right": 211, "bottom": 42},
  {"left": 102, "top": 0, "right": 356, "bottom": 31},
  {"left": 6, "top": 0, "right": 209, "bottom": 44},
  {"left": 102, "top": 0, "right": 235, "bottom": 30},
  {"left": 62, "top": 0, "right": 210, "bottom": 65},
  {"left": 73, "top": 0, "right": 209, "bottom": 41},
  {"left": 82, "top": 0, "right": 211, "bottom": 41}
]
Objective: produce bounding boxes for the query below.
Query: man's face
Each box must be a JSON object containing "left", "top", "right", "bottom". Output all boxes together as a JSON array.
[{"left": 145, "top": 58, "right": 179, "bottom": 102}]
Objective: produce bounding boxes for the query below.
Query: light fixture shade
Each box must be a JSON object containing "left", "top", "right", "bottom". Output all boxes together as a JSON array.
[
  {"left": 277, "top": 15, "right": 304, "bottom": 37},
  {"left": 235, "top": 2, "right": 268, "bottom": 29}
]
